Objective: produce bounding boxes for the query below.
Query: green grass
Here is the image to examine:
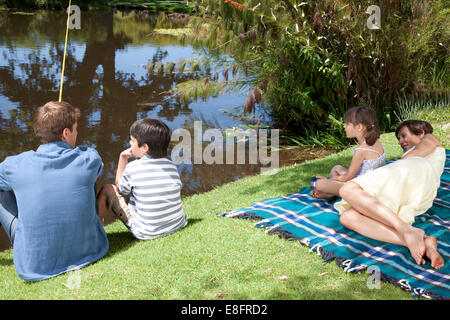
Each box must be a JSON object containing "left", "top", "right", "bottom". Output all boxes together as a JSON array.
[{"left": 0, "top": 107, "right": 448, "bottom": 300}]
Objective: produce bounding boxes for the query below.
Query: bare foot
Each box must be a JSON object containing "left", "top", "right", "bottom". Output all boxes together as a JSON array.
[
  {"left": 403, "top": 227, "right": 426, "bottom": 265},
  {"left": 424, "top": 236, "right": 444, "bottom": 269},
  {"left": 311, "top": 189, "right": 334, "bottom": 199}
]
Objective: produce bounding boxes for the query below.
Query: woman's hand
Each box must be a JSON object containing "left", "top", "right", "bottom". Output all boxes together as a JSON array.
[{"left": 402, "top": 134, "right": 441, "bottom": 159}]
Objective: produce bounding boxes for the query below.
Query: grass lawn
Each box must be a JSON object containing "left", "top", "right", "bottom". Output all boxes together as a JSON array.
[{"left": 0, "top": 107, "right": 448, "bottom": 300}]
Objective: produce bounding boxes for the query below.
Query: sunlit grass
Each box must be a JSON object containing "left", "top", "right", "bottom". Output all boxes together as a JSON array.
[{"left": 0, "top": 107, "right": 447, "bottom": 300}]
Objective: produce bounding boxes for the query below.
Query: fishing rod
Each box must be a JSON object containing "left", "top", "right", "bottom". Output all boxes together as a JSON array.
[{"left": 59, "top": 0, "right": 72, "bottom": 102}]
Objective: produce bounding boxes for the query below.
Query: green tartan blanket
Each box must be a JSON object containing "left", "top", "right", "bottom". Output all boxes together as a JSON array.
[{"left": 219, "top": 149, "right": 450, "bottom": 300}]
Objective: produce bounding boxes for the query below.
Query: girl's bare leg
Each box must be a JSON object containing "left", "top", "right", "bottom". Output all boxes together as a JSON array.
[
  {"left": 312, "top": 178, "right": 344, "bottom": 198},
  {"left": 311, "top": 165, "right": 347, "bottom": 199},
  {"left": 339, "top": 182, "right": 426, "bottom": 265},
  {"left": 330, "top": 165, "right": 348, "bottom": 179}
]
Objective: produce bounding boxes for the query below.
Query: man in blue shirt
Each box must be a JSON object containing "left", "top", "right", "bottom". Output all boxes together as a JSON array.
[{"left": 0, "top": 101, "right": 108, "bottom": 281}]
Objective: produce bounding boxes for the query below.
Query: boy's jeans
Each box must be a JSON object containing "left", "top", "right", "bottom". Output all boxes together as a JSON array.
[{"left": 0, "top": 191, "right": 18, "bottom": 245}]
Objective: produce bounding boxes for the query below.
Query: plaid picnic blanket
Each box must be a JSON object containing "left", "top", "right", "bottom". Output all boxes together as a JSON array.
[{"left": 218, "top": 149, "right": 450, "bottom": 300}]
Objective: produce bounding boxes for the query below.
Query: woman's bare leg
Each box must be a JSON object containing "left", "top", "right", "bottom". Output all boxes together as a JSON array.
[
  {"left": 342, "top": 208, "right": 444, "bottom": 268},
  {"left": 340, "top": 208, "right": 405, "bottom": 246},
  {"left": 424, "top": 236, "right": 444, "bottom": 269},
  {"left": 339, "top": 182, "right": 426, "bottom": 265}
]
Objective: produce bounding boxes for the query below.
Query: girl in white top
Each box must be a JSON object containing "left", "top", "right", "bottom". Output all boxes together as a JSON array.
[{"left": 311, "top": 106, "right": 385, "bottom": 198}]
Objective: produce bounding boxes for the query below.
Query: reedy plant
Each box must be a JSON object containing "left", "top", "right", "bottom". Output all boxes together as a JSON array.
[{"left": 159, "top": 0, "right": 448, "bottom": 145}]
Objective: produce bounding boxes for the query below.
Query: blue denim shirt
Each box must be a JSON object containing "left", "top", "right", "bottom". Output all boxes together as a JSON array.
[{"left": 0, "top": 141, "right": 108, "bottom": 281}]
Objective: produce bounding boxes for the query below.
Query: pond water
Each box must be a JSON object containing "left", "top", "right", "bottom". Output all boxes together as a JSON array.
[{"left": 0, "top": 10, "right": 280, "bottom": 250}]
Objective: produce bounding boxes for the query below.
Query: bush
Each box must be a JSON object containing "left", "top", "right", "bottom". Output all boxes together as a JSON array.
[
  {"left": 195, "top": 0, "right": 449, "bottom": 143},
  {"left": 262, "top": 36, "right": 348, "bottom": 129}
]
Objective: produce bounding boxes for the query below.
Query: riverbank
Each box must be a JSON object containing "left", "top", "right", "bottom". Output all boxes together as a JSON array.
[
  {"left": 0, "top": 130, "right": 408, "bottom": 299},
  {"left": 0, "top": 0, "right": 191, "bottom": 13},
  {"left": 0, "top": 145, "right": 335, "bottom": 252},
  {"left": 0, "top": 107, "right": 447, "bottom": 299}
]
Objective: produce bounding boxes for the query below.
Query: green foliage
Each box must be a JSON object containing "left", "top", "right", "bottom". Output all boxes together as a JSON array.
[
  {"left": 393, "top": 94, "right": 450, "bottom": 125},
  {"left": 3, "top": 0, "right": 191, "bottom": 12},
  {"left": 262, "top": 37, "right": 348, "bottom": 128},
  {"left": 4, "top": 0, "right": 107, "bottom": 10},
  {"left": 172, "top": 78, "right": 229, "bottom": 104},
  {"left": 404, "top": 1, "right": 449, "bottom": 90},
  {"left": 190, "top": 0, "right": 449, "bottom": 145}
]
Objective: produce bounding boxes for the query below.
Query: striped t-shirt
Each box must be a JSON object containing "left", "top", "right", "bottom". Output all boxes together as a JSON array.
[{"left": 118, "top": 155, "right": 187, "bottom": 240}]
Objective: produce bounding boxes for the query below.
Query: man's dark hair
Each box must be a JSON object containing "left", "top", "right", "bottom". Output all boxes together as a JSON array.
[
  {"left": 395, "top": 120, "right": 433, "bottom": 139},
  {"left": 130, "top": 118, "right": 171, "bottom": 158}
]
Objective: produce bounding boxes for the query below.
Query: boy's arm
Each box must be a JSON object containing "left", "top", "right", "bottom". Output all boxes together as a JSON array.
[
  {"left": 402, "top": 134, "right": 441, "bottom": 159},
  {"left": 115, "top": 148, "right": 133, "bottom": 189}
]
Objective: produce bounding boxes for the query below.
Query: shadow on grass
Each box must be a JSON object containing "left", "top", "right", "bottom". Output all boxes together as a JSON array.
[
  {"left": 185, "top": 217, "right": 202, "bottom": 228},
  {"left": 0, "top": 257, "right": 12, "bottom": 266},
  {"left": 243, "top": 154, "right": 353, "bottom": 197},
  {"left": 105, "top": 217, "right": 204, "bottom": 257},
  {"left": 105, "top": 230, "right": 137, "bottom": 257}
]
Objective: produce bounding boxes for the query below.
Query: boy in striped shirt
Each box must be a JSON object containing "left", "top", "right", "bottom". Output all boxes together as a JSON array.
[{"left": 97, "top": 118, "right": 187, "bottom": 240}]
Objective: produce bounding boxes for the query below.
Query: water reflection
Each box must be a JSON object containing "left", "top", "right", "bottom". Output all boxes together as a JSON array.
[{"left": 0, "top": 10, "right": 272, "bottom": 249}]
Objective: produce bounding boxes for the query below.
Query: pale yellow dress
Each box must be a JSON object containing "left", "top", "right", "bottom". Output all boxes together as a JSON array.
[{"left": 334, "top": 147, "right": 446, "bottom": 225}]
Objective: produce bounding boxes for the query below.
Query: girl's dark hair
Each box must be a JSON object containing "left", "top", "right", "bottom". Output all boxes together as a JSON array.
[
  {"left": 395, "top": 120, "right": 433, "bottom": 139},
  {"left": 343, "top": 106, "right": 380, "bottom": 146},
  {"left": 130, "top": 118, "right": 171, "bottom": 158}
]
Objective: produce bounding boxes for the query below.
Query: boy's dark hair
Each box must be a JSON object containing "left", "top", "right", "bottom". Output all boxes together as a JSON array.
[
  {"left": 130, "top": 118, "right": 171, "bottom": 158},
  {"left": 343, "top": 105, "right": 380, "bottom": 146},
  {"left": 33, "top": 101, "right": 80, "bottom": 144},
  {"left": 395, "top": 120, "right": 433, "bottom": 139}
]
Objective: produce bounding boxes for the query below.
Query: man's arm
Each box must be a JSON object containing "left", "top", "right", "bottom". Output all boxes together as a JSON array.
[
  {"left": 0, "top": 158, "right": 12, "bottom": 191},
  {"left": 402, "top": 134, "right": 441, "bottom": 159}
]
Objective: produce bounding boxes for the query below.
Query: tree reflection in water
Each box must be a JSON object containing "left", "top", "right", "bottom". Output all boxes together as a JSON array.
[{"left": 0, "top": 10, "right": 272, "bottom": 248}]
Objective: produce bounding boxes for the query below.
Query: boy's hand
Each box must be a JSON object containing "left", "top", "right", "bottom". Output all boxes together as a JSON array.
[
  {"left": 116, "top": 148, "right": 132, "bottom": 188},
  {"left": 120, "top": 148, "right": 133, "bottom": 160}
]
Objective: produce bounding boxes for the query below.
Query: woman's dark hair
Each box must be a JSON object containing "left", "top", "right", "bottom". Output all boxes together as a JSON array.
[
  {"left": 130, "top": 118, "right": 171, "bottom": 158},
  {"left": 343, "top": 106, "right": 380, "bottom": 146},
  {"left": 395, "top": 120, "right": 433, "bottom": 139}
]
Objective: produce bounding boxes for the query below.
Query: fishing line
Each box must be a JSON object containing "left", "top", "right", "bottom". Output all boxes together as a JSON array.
[{"left": 59, "top": 0, "right": 72, "bottom": 102}]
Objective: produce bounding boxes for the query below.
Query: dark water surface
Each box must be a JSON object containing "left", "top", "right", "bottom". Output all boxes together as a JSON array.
[{"left": 0, "top": 10, "right": 276, "bottom": 250}]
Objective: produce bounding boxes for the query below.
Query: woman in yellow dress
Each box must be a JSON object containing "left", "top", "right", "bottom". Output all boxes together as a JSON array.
[{"left": 335, "top": 120, "right": 446, "bottom": 269}]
